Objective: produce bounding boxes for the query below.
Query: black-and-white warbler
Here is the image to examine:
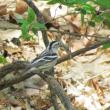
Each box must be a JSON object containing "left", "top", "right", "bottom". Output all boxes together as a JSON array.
[{"left": 30, "top": 41, "right": 62, "bottom": 72}]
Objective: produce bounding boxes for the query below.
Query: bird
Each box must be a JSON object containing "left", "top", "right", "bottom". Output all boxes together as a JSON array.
[{"left": 30, "top": 41, "right": 62, "bottom": 72}]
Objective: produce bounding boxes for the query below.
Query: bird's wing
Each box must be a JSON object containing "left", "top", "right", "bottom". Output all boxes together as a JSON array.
[
  {"left": 31, "top": 53, "right": 57, "bottom": 68},
  {"left": 31, "top": 49, "right": 48, "bottom": 63}
]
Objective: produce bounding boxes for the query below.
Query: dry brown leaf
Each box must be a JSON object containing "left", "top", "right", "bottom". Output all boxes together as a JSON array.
[
  {"left": 90, "top": 78, "right": 104, "bottom": 103},
  {"left": 0, "top": 4, "right": 7, "bottom": 15},
  {"left": 4, "top": 46, "right": 21, "bottom": 55},
  {"left": 30, "top": 94, "right": 51, "bottom": 110},
  {"left": 15, "top": 0, "right": 28, "bottom": 14},
  {"left": 64, "top": 16, "right": 81, "bottom": 33}
]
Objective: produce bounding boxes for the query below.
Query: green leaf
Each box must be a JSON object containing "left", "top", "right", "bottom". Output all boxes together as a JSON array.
[
  {"left": 46, "top": 0, "right": 88, "bottom": 6},
  {"left": 0, "top": 55, "right": 7, "bottom": 64},
  {"left": 80, "top": 8, "right": 87, "bottom": 15},
  {"left": 21, "top": 33, "right": 32, "bottom": 40},
  {"left": 102, "top": 12, "right": 110, "bottom": 28},
  {"left": 104, "top": 20, "right": 110, "bottom": 28},
  {"left": 88, "top": 21, "right": 95, "bottom": 27},
  {"left": 102, "top": 12, "right": 110, "bottom": 20},
  {"left": 31, "top": 21, "right": 46, "bottom": 32},
  {"left": 21, "top": 21, "right": 29, "bottom": 35},
  {"left": 71, "top": 0, "right": 88, "bottom": 4},
  {"left": 82, "top": 4, "right": 95, "bottom": 14},
  {"left": 93, "top": 15, "right": 103, "bottom": 23},
  {"left": 47, "top": 0, "right": 59, "bottom": 4},
  {"left": 95, "top": 0, "right": 110, "bottom": 9},
  {"left": 21, "top": 21, "right": 31, "bottom": 40},
  {"left": 27, "top": 7, "right": 36, "bottom": 24},
  {"left": 103, "top": 43, "right": 110, "bottom": 49},
  {"left": 81, "top": 13, "right": 84, "bottom": 25}
]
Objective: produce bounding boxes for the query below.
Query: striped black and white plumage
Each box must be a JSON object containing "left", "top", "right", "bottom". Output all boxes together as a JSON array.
[{"left": 30, "top": 41, "right": 61, "bottom": 71}]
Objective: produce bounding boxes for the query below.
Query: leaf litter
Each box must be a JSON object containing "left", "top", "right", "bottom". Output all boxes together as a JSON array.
[{"left": 0, "top": 0, "right": 110, "bottom": 110}]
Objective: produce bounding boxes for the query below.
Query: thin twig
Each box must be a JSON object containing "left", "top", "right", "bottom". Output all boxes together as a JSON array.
[{"left": 47, "top": 29, "right": 109, "bottom": 40}]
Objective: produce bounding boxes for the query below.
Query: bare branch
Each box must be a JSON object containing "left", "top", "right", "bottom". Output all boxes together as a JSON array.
[
  {"left": 45, "top": 75, "right": 74, "bottom": 110},
  {"left": 57, "top": 39, "right": 110, "bottom": 64},
  {"left": 0, "top": 61, "right": 29, "bottom": 79}
]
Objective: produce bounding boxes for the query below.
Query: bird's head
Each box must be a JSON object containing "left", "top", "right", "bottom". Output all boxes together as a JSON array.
[{"left": 47, "top": 40, "right": 68, "bottom": 54}]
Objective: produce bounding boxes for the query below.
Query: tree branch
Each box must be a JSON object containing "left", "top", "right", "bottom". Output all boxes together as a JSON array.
[
  {"left": 0, "top": 39, "right": 109, "bottom": 80},
  {"left": 0, "top": 61, "right": 29, "bottom": 79},
  {"left": 57, "top": 38, "right": 110, "bottom": 64},
  {"left": 45, "top": 75, "right": 74, "bottom": 110}
]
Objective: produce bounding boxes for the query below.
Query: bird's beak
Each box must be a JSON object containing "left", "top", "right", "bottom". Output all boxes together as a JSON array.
[{"left": 60, "top": 41, "right": 70, "bottom": 52}]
